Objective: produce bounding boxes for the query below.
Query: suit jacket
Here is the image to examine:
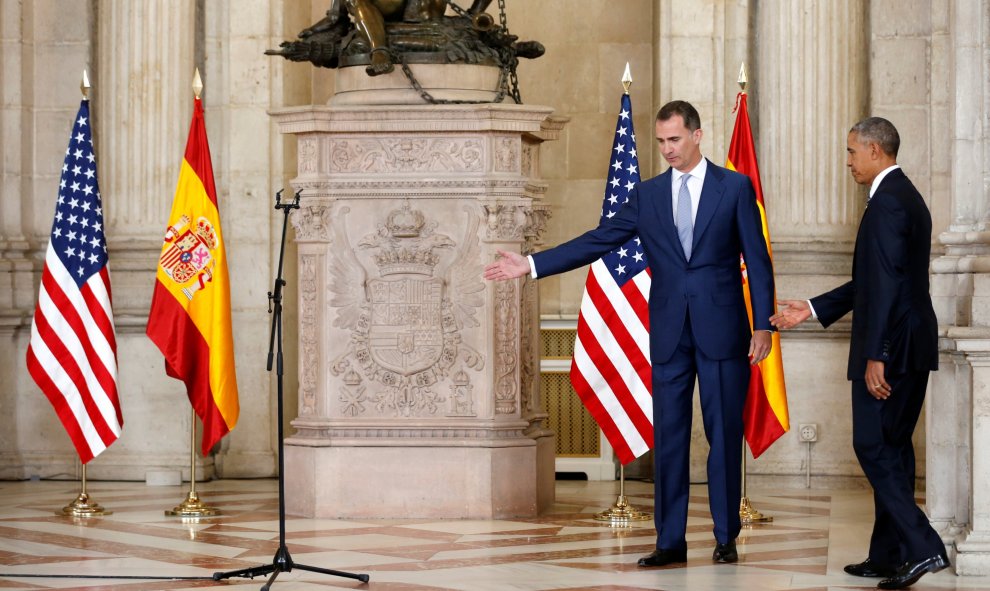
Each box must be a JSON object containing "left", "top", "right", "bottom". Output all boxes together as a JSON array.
[
  {"left": 810, "top": 168, "right": 938, "bottom": 379},
  {"left": 532, "top": 159, "right": 775, "bottom": 364}
]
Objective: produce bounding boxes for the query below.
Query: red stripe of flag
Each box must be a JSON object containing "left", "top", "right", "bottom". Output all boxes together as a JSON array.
[
  {"left": 584, "top": 269, "right": 652, "bottom": 391},
  {"left": 574, "top": 311, "right": 653, "bottom": 444},
  {"left": 29, "top": 287, "right": 116, "bottom": 447},
  {"left": 569, "top": 360, "right": 634, "bottom": 462}
]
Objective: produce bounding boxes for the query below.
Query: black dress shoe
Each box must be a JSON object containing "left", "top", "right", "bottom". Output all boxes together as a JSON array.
[
  {"left": 637, "top": 548, "right": 687, "bottom": 567},
  {"left": 712, "top": 541, "right": 738, "bottom": 563},
  {"left": 843, "top": 557, "right": 896, "bottom": 578},
  {"left": 877, "top": 555, "right": 949, "bottom": 589}
]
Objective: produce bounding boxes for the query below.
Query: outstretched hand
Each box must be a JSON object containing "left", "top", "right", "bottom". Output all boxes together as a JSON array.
[
  {"left": 483, "top": 249, "right": 531, "bottom": 281},
  {"left": 770, "top": 299, "right": 812, "bottom": 330}
]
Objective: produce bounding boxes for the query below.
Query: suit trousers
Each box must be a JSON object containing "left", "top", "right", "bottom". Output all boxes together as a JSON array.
[
  {"left": 653, "top": 313, "right": 749, "bottom": 549},
  {"left": 851, "top": 371, "right": 946, "bottom": 565}
]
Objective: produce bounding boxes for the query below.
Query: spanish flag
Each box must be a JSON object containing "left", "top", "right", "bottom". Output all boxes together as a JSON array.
[
  {"left": 726, "top": 91, "right": 789, "bottom": 458},
  {"left": 147, "top": 97, "right": 238, "bottom": 455}
]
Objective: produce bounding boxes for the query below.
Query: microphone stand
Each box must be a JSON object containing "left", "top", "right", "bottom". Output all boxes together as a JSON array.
[{"left": 213, "top": 190, "right": 369, "bottom": 589}]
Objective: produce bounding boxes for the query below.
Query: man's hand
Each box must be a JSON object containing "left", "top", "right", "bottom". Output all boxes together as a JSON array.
[
  {"left": 865, "top": 360, "right": 891, "bottom": 400},
  {"left": 483, "top": 249, "right": 531, "bottom": 281},
  {"left": 770, "top": 299, "right": 812, "bottom": 330},
  {"left": 749, "top": 330, "right": 772, "bottom": 365}
]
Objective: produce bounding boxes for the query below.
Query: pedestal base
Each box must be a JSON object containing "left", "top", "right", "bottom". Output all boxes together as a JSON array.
[
  {"left": 284, "top": 441, "right": 540, "bottom": 519},
  {"left": 955, "top": 530, "right": 990, "bottom": 575}
]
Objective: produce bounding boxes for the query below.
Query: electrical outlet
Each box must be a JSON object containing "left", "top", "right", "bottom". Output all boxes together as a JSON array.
[{"left": 799, "top": 423, "right": 818, "bottom": 442}]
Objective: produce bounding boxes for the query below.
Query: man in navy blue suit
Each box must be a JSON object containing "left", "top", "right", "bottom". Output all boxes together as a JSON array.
[
  {"left": 772, "top": 117, "right": 947, "bottom": 589},
  {"left": 485, "top": 100, "right": 776, "bottom": 566}
]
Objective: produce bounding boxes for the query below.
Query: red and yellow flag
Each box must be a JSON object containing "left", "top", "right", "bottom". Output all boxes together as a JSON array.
[
  {"left": 726, "top": 92, "right": 789, "bottom": 458},
  {"left": 147, "top": 97, "right": 238, "bottom": 455}
]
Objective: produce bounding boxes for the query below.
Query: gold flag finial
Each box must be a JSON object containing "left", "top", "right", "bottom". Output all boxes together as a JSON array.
[
  {"left": 621, "top": 62, "right": 633, "bottom": 94},
  {"left": 192, "top": 68, "right": 203, "bottom": 99},
  {"left": 81, "top": 70, "right": 91, "bottom": 100},
  {"left": 737, "top": 62, "right": 748, "bottom": 92}
]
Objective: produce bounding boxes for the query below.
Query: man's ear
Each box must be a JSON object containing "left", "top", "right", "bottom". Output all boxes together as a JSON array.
[{"left": 869, "top": 141, "right": 882, "bottom": 159}]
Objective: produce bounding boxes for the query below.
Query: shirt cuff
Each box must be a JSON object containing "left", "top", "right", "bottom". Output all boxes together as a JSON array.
[
  {"left": 807, "top": 299, "right": 818, "bottom": 319},
  {"left": 528, "top": 255, "right": 538, "bottom": 279}
]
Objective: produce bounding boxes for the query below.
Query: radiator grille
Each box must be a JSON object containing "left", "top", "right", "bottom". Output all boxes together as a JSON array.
[
  {"left": 543, "top": 372, "right": 600, "bottom": 457},
  {"left": 541, "top": 328, "right": 576, "bottom": 358}
]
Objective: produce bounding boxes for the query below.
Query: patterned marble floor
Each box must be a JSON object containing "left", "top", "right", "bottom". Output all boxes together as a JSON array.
[{"left": 0, "top": 478, "right": 986, "bottom": 591}]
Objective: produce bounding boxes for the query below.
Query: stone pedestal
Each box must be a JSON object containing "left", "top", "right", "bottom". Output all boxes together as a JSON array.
[{"left": 272, "top": 103, "right": 563, "bottom": 519}]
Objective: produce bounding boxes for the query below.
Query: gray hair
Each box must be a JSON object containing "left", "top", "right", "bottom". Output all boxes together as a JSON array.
[{"left": 850, "top": 117, "right": 900, "bottom": 157}]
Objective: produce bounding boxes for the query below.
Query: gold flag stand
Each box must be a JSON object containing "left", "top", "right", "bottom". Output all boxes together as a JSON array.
[
  {"left": 166, "top": 408, "right": 219, "bottom": 517},
  {"left": 594, "top": 465, "right": 652, "bottom": 524},
  {"left": 739, "top": 447, "right": 771, "bottom": 524},
  {"left": 57, "top": 463, "right": 112, "bottom": 517}
]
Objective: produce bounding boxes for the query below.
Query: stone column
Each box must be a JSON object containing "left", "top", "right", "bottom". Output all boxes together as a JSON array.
[
  {"left": 0, "top": 0, "right": 95, "bottom": 477},
  {"left": 83, "top": 0, "right": 206, "bottom": 479},
  {"left": 95, "top": 0, "right": 195, "bottom": 240},
  {"left": 274, "top": 102, "right": 560, "bottom": 519},
  {"left": 743, "top": 0, "right": 869, "bottom": 482},
  {"left": 929, "top": 0, "right": 990, "bottom": 574},
  {"left": 953, "top": 335, "right": 990, "bottom": 574},
  {"left": 756, "top": 0, "right": 868, "bottom": 244}
]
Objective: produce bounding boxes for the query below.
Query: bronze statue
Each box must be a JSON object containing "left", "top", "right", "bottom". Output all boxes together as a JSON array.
[{"left": 266, "top": 0, "right": 543, "bottom": 103}]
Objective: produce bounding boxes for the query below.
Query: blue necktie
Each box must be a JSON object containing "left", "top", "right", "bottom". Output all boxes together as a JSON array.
[{"left": 676, "top": 174, "right": 693, "bottom": 260}]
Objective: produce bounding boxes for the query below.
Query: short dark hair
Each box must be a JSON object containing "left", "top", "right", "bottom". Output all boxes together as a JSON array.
[
  {"left": 850, "top": 117, "right": 900, "bottom": 157},
  {"left": 656, "top": 100, "right": 702, "bottom": 131}
]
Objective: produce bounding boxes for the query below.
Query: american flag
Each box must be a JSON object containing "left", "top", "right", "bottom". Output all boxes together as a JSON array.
[
  {"left": 569, "top": 93, "right": 653, "bottom": 465},
  {"left": 26, "top": 99, "right": 122, "bottom": 464}
]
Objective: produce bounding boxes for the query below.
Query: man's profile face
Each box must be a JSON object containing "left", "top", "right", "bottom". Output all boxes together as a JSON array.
[
  {"left": 846, "top": 131, "right": 879, "bottom": 186},
  {"left": 656, "top": 115, "right": 703, "bottom": 173}
]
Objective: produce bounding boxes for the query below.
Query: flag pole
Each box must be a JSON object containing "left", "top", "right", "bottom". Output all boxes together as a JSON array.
[
  {"left": 735, "top": 61, "right": 772, "bottom": 525},
  {"left": 166, "top": 407, "right": 220, "bottom": 516},
  {"left": 164, "top": 68, "right": 219, "bottom": 519},
  {"left": 591, "top": 63, "right": 651, "bottom": 526},
  {"left": 58, "top": 460, "right": 113, "bottom": 517},
  {"left": 56, "top": 71, "right": 112, "bottom": 519}
]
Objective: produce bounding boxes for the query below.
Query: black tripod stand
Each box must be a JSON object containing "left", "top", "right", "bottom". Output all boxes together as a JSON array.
[{"left": 213, "top": 190, "right": 369, "bottom": 589}]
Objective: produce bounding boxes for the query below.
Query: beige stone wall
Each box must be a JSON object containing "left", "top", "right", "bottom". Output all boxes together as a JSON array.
[{"left": 0, "top": 0, "right": 985, "bottom": 499}]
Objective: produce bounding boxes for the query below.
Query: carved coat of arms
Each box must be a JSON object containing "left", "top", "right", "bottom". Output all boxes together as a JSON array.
[
  {"left": 328, "top": 203, "right": 484, "bottom": 417},
  {"left": 158, "top": 214, "right": 218, "bottom": 300}
]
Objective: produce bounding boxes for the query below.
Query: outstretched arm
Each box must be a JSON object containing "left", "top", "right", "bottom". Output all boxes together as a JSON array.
[
  {"left": 483, "top": 249, "right": 531, "bottom": 281},
  {"left": 770, "top": 299, "right": 812, "bottom": 330}
]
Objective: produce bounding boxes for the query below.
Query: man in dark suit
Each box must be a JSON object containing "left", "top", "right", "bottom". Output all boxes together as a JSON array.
[
  {"left": 771, "top": 117, "right": 947, "bottom": 589},
  {"left": 485, "top": 100, "right": 775, "bottom": 566}
]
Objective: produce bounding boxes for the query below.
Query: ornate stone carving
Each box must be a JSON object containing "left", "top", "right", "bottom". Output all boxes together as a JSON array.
[
  {"left": 522, "top": 204, "right": 551, "bottom": 254},
  {"left": 328, "top": 203, "right": 485, "bottom": 417},
  {"left": 291, "top": 205, "right": 332, "bottom": 242},
  {"left": 339, "top": 369, "right": 367, "bottom": 417},
  {"left": 299, "top": 137, "right": 318, "bottom": 174},
  {"left": 521, "top": 142, "right": 535, "bottom": 177},
  {"left": 494, "top": 137, "right": 519, "bottom": 172},
  {"left": 483, "top": 204, "right": 527, "bottom": 241},
  {"left": 448, "top": 369, "right": 476, "bottom": 417},
  {"left": 519, "top": 277, "right": 537, "bottom": 416},
  {"left": 329, "top": 138, "right": 484, "bottom": 174},
  {"left": 494, "top": 280, "right": 518, "bottom": 415},
  {"left": 298, "top": 254, "right": 319, "bottom": 416}
]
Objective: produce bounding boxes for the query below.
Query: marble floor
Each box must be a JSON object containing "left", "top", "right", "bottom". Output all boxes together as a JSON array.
[{"left": 0, "top": 478, "right": 986, "bottom": 591}]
